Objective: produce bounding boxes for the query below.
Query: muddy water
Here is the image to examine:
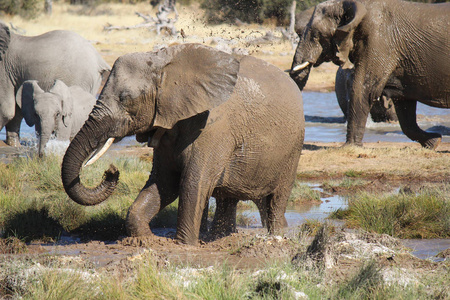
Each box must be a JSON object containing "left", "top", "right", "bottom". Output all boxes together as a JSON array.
[
  {"left": 239, "top": 184, "right": 346, "bottom": 227},
  {"left": 237, "top": 188, "right": 449, "bottom": 262},
  {"left": 302, "top": 92, "right": 450, "bottom": 144}
]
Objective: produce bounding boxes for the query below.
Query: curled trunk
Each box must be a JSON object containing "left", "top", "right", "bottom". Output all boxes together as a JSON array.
[{"left": 61, "top": 111, "right": 119, "bottom": 206}]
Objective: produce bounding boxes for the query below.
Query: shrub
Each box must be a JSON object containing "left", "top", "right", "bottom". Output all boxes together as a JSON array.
[
  {"left": 202, "top": 0, "right": 322, "bottom": 25},
  {"left": 0, "top": 0, "right": 42, "bottom": 19}
]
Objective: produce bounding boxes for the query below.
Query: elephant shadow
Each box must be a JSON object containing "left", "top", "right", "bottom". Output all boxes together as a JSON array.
[
  {"left": 302, "top": 143, "right": 333, "bottom": 151},
  {"left": 305, "top": 115, "right": 346, "bottom": 124},
  {"left": 2, "top": 206, "right": 63, "bottom": 243},
  {"left": 426, "top": 125, "right": 450, "bottom": 136}
]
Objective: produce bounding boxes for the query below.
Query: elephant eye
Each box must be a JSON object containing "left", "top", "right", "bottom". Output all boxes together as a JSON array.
[{"left": 119, "top": 91, "right": 132, "bottom": 103}]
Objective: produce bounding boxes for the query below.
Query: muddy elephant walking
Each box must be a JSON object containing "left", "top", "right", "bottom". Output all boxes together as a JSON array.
[
  {"left": 61, "top": 44, "right": 305, "bottom": 245},
  {"left": 290, "top": 0, "right": 449, "bottom": 149}
]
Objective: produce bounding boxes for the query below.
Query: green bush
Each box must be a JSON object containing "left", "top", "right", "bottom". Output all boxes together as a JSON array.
[
  {"left": 202, "top": 0, "right": 322, "bottom": 25},
  {"left": 0, "top": 0, "right": 42, "bottom": 19}
]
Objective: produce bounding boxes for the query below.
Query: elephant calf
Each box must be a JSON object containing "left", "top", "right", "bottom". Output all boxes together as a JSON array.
[
  {"left": 61, "top": 44, "right": 305, "bottom": 245},
  {"left": 17, "top": 80, "right": 97, "bottom": 156}
]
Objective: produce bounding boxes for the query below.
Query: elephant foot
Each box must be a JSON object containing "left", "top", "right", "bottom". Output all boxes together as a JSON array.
[
  {"left": 121, "top": 235, "right": 156, "bottom": 247},
  {"left": 208, "top": 227, "right": 236, "bottom": 240},
  {"left": 342, "top": 141, "right": 363, "bottom": 148},
  {"left": 126, "top": 220, "right": 153, "bottom": 238},
  {"left": 420, "top": 135, "right": 441, "bottom": 150},
  {"left": 5, "top": 133, "right": 20, "bottom": 147}
]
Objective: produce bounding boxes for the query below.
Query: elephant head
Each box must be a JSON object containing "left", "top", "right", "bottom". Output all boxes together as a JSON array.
[
  {"left": 61, "top": 44, "right": 239, "bottom": 206},
  {"left": 0, "top": 23, "right": 10, "bottom": 59},
  {"left": 17, "top": 80, "right": 73, "bottom": 156},
  {"left": 290, "top": 0, "right": 366, "bottom": 89}
]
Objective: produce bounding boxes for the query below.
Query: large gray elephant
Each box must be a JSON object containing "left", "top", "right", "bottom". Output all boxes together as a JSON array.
[
  {"left": 16, "top": 80, "right": 97, "bottom": 156},
  {"left": 0, "top": 23, "right": 110, "bottom": 147},
  {"left": 61, "top": 44, "right": 305, "bottom": 245},
  {"left": 335, "top": 67, "right": 397, "bottom": 123},
  {"left": 290, "top": 0, "right": 449, "bottom": 149}
]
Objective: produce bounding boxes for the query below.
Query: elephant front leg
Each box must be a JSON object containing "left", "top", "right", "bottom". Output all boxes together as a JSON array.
[
  {"left": 346, "top": 63, "right": 393, "bottom": 146},
  {"left": 345, "top": 88, "right": 371, "bottom": 147},
  {"left": 126, "top": 178, "right": 178, "bottom": 237},
  {"left": 394, "top": 99, "right": 441, "bottom": 149},
  {"left": 5, "top": 106, "right": 22, "bottom": 147},
  {"left": 177, "top": 175, "right": 216, "bottom": 245}
]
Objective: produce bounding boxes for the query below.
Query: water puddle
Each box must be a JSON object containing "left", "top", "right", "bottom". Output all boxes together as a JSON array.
[
  {"left": 401, "top": 239, "right": 450, "bottom": 262},
  {"left": 238, "top": 184, "right": 347, "bottom": 228},
  {"left": 236, "top": 183, "right": 449, "bottom": 262}
]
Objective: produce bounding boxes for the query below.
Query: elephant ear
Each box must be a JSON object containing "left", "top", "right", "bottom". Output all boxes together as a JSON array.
[
  {"left": 16, "top": 80, "right": 43, "bottom": 127},
  {"left": 153, "top": 44, "right": 240, "bottom": 130},
  {"left": 295, "top": 7, "right": 315, "bottom": 35},
  {"left": 50, "top": 80, "right": 72, "bottom": 123},
  {"left": 0, "top": 22, "right": 10, "bottom": 61},
  {"left": 334, "top": 1, "right": 367, "bottom": 69}
]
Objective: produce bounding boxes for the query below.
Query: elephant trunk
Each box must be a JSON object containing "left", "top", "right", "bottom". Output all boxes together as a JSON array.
[
  {"left": 61, "top": 106, "right": 120, "bottom": 206},
  {"left": 37, "top": 119, "right": 53, "bottom": 157},
  {"left": 290, "top": 49, "right": 313, "bottom": 90},
  {"left": 289, "top": 63, "right": 311, "bottom": 91}
]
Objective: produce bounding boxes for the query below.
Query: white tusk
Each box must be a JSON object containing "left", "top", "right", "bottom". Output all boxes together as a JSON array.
[
  {"left": 292, "top": 61, "right": 310, "bottom": 72},
  {"left": 84, "top": 137, "right": 115, "bottom": 167}
]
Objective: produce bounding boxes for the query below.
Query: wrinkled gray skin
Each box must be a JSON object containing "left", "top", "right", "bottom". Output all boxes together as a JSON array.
[
  {"left": 61, "top": 44, "right": 305, "bottom": 245},
  {"left": 335, "top": 67, "right": 397, "bottom": 123},
  {"left": 290, "top": 0, "right": 449, "bottom": 149},
  {"left": 0, "top": 23, "right": 110, "bottom": 147},
  {"left": 16, "top": 80, "right": 97, "bottom": 156}
]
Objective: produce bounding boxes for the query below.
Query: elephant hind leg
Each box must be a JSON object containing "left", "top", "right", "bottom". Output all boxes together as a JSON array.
[
  {"left": 394, "top": 99, "right": 441, "bottom": 149},
  {"left": 266, "top": 189, "right": 290, "bottom": 235},
  {"left": 209, "top": 197, "right": 239, "bottom": 239}
]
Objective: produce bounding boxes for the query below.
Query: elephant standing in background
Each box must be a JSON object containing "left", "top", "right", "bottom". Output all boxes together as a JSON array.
[
  {"left": 335, "top": 67, "right": 397, "bottom": 123},
  {"left": 0, "top": 23, "right": 110, "bottom": 147},
  {"left": 290, "top": 0, "right": 449, "bottom": 149},
  {"left": 16, "top": 80, "right": 97, "bottom": 156},
  {"left": 61, "top": 44, "right": 305, "bottom": 245}
]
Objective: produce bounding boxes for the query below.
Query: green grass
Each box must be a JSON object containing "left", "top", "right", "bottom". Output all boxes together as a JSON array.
[
  {"left": 289, "top": 180, "right": 321, "bottom": 203},
  {"left": 0, "top": 154, "right": 181, "bottom": 242},
  {"left": 330, "top": 185, "right": 450, "bottom": 238},
  {"left": 2, "top": 248, "right": 447, "bottom": 300},
  {"left": 322, "top": 178, "right": 367, "bottom": 192}
]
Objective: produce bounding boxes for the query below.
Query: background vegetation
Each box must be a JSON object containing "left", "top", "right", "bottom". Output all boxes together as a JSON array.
[{"left": 2, "top": 0, "right": 447, "bottom": 21}]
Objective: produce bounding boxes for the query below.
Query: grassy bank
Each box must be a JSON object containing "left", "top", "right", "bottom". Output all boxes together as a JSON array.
[
  {"left": 330, "top": 185, "right": 450, "bottom": 239},
  {"left": 1, "top": 229, "right": 447, "bottom": 299},
  {"left": 0, "top": 154, "right": 151, "bottom": 241}
]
